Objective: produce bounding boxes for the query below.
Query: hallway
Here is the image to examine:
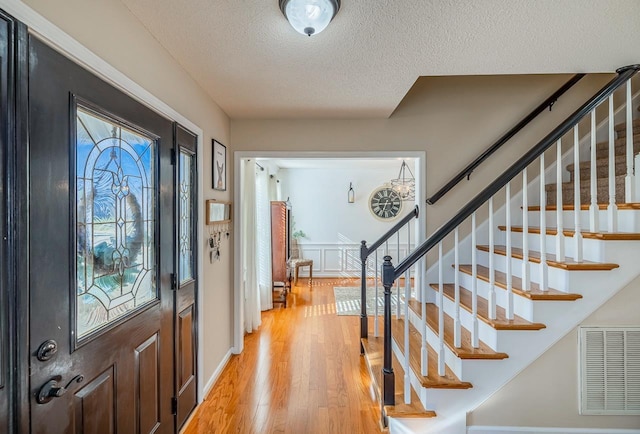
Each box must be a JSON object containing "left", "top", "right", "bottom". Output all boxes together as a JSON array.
[{"left": 183, "top": 278, "right": 382, "bottom": 433}]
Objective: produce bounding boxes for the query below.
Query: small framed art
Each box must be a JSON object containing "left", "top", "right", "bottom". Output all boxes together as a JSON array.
[{"left": 212, "top": 139, "right": 226, "bottom": 191}]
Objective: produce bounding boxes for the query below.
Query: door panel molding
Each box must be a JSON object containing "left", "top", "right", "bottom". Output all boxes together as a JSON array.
[
  {"left": 135, "top": 333, "right": 161, "bottom": 434},
  {"left": 73, "top": 367, "right": 116, "bottom": 434}
]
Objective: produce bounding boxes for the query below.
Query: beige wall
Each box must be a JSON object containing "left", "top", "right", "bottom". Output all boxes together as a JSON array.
[
  {"left": 232, "top": 74, "right": 614, "bottom": 247},
  {"left": 468, "top": 276, "right": 640, "bottom": 429},
  {"left": 19, "top": 0, "right": 234, "bottom": 386}
]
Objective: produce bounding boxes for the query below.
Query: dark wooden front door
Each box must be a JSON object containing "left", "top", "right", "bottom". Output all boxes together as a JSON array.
[
  {"left": 174, "top": 125, "right": 198, "bottom": 429},
  {"left": 28, "top": 35, "right": 175, "bottom": 433}
]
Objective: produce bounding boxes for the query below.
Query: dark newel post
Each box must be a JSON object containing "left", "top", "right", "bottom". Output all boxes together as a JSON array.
[
  {"left": 382, "top": 255, "right": 395, "bottom": 406},
  {"left": 360, "top": 240, "right": 369, "bottom": 353}
]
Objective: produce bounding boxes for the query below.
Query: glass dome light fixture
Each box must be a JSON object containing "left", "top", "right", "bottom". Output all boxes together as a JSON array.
[
  {"left": 279, "top": 0, "right": 341, "bottom": 37},
  {"left": 391, "top": 160, "right": 415, "bottom": 201}
]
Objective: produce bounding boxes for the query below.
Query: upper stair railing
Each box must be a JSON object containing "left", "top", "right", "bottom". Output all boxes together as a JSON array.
[
  {"left": 380, "top": 64, "right": 640, "bottom": 407},
  {"left": 360, "top": 205, "right": 419, "bottom": 345},
  {"left": 360, "top": 205, "right": 420, "bottom": 404},
  {"left": 426, "top": 74, "right": 586, "bottom": 205}
]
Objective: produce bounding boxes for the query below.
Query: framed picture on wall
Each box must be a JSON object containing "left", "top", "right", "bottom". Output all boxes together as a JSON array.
[{"left": 212, "top": 139, "right": 226, "bottom": 191}]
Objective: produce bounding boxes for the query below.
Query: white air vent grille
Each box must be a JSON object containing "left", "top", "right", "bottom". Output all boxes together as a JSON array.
[{"left": 579, "top": 327, "right": 640, "bottom": 415}]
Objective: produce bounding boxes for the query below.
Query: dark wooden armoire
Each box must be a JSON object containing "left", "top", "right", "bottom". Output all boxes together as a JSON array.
[{"left": 271, "top": 201, "right": 291, "bottom": 306}]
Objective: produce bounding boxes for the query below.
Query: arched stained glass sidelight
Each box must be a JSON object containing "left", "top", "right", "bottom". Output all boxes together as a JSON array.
[
  {"left": 179, "top": 151, "right": 194, "bottom": 283},
  {"left": 76, "top": 106, "right": 157, "bottom": 340}
]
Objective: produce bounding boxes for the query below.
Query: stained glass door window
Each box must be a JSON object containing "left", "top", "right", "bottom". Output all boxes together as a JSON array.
[
  {"left": 178, "top": 151, "right": 194, "bottom": 283},
  {"left": 76, "top": 106, "right": 157, "bottom": 340}
]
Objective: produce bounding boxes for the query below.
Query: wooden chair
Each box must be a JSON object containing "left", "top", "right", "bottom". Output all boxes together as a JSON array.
[{"left": 288, "top": 239, "right": 313, "bottom": 287}]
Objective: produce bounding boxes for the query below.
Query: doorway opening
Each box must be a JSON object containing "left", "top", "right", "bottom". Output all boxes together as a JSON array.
[{"left": 233, "top": 152, "right": 426, "bottom": 353}]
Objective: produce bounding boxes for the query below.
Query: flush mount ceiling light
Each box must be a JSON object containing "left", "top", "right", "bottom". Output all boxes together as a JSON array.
[{"left": 279, "top": 0, "right": 341, "bottom": 37}]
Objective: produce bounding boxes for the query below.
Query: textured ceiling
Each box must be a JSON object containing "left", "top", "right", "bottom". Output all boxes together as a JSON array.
[{"left": 120, "top": 0, "right": 640, "bottom": 119}]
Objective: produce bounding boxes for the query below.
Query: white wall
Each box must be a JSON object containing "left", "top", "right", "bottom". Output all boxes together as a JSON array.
[
  {"left": 280, "top": 164, "right": 415, "bottom": 242},
  {"left": 278, "top": 162, "right": 417, "bottom": 277},
  {"left": 467, "top": 275, "right": 640, "bottom": 430}
]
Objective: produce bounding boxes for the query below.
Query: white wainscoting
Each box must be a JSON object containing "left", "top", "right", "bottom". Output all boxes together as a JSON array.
[{"left": 297, "top": 242, "right": 415, "bottom": 278}]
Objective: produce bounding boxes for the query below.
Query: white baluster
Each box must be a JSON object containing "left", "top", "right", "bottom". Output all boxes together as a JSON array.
[
  {"left": 374, "top": 249, "right": 379, "bottom": 337},
  {"left": 488, "top": 197, "right": 497, "bottom": 319},
  {"left": 438, "top": 242, "right": 445, "bottom": 377},
  {"left": 505, "top": 182, "right": 514, "bottom": 320},
  {"left": 589, "top": 110, "right": 599, "bottom": 233},
  {"left": 521, "top": 168, "right": 530, "bottom": 290},
  {"left": 404, "top": 225, "right": 410, "bottom": 404},
  {"left": 625, "top": 79, "right": 635, "bottom": 203},
  {"left": 556, "top": 139, "right": 566, "bottom": 261},
  {"left": 574, "top": 125, "right": 583, "bottom": 262},
  {"left": 454, "top": 227, "right": 461, "bottom": 348},
  {"left": 608, "top": 94, "right": 618, "bottom": 232},
  {"left": 417, "top": 228, "right": 427, "bottom": 378},
  {"left": 397, "top": 232, "right": 401, "bottom": 318},
  {"left": 539, "top": 153, "right": 548, "bottom": 292},
  {"left": 471, "top": 212, "right": 479, "bottom": 348}
]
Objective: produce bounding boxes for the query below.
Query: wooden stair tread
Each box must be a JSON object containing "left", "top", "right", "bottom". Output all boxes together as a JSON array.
[
  {"left": 459, "top": 264, "right": 582, "bottom": 301},
  {"left": 390, "top": 318, "right": 472, "bottom": 389},
  {"left": 429, "top": 283, "right": 545, "bottom": 330},
  {"left": 361, "top": 337, "right": 437, "bottom": 419},
  {"left": 407, "top": 300, "right": 508, "bottom": 360},
  {"left": 499, "top": 225, "right": 640, "bottom": 241},
  {"left": 527, "top": 203, "right": 640, "bottom": 211},
  {"left": 477, "top": 244, "right": 619, "bottom": 270}
]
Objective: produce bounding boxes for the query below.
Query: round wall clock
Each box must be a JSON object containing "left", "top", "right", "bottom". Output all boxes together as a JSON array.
[{"left": 369, "top": 186, "right": 403, "bottom": 220}]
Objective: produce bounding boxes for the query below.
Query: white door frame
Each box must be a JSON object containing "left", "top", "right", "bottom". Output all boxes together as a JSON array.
[{"left": 233, "top": 151, "right": 427, "bottom": 353}]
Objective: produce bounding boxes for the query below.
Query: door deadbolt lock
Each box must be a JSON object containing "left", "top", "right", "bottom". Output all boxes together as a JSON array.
[
  {"left": 36, "top": 374, "right": 84, "bottom": 404},
  {"left": 36, "top": 340, "right": 58, "bottom": 362}
]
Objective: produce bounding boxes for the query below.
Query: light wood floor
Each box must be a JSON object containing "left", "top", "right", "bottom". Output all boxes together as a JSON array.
[{"left": 183, "top": 278, "right": 383, "bottom": 434}]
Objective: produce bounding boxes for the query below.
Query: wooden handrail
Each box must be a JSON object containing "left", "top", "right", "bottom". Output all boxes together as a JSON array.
[{"left": 426, "top": 74, "right": 586, "bottom": 205}]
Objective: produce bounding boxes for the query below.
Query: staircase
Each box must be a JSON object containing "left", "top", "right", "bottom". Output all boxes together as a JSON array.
[{"left": 360, "top": 67, "right": 640, "bottom": 434}]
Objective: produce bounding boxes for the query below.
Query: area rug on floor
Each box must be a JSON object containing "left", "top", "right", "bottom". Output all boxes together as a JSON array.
[{"left": 333, "top": 286, "right": 399, "bottom": 316}]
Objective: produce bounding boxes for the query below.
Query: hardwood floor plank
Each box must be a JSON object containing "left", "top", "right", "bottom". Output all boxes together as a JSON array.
[{"left": 183, "top": 278, "right": 384, "bottom": 434}]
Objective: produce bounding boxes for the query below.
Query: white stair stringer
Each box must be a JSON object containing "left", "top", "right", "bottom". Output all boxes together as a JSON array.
[{"left": 392, "top": 237, "right": 640, "bottom": 434}]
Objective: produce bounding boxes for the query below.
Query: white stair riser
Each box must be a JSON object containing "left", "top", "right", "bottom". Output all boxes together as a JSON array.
[
  {"left": 504, "top": 233, "right": 606, "bottom": 262},
  {"left": 455, "top": 272, "right": 534, "bottom": 321},
  {"left": 437, "top": 291, "right": 499, "bottom": 350},
  {"left": 476, "top": 251, "right": 576, "bottom": 291},
  {"left": 407, "top": 306, "right": 462, "bottom": 378},
  {"left": 526, "top": 208, "right": 640, "bottom": 232}
]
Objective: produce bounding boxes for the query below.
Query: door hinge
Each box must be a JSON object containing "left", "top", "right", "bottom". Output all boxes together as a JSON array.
[
  {"left": 170, "top": 273, "right": 177, "bottom": 290},
  {"left": 171, "top": 397, "right": 177, "bottom": 415},
  {"left": 170, "top": 148, "right": 177, "bottom": 165}
]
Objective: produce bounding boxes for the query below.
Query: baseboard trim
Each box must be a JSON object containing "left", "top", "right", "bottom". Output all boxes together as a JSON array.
[
  {"left": 468, "top": 426, "right": 640, "bottom": 434},
  {"left": 202, "top": 349, "right": 233, "bottom": 400}
]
